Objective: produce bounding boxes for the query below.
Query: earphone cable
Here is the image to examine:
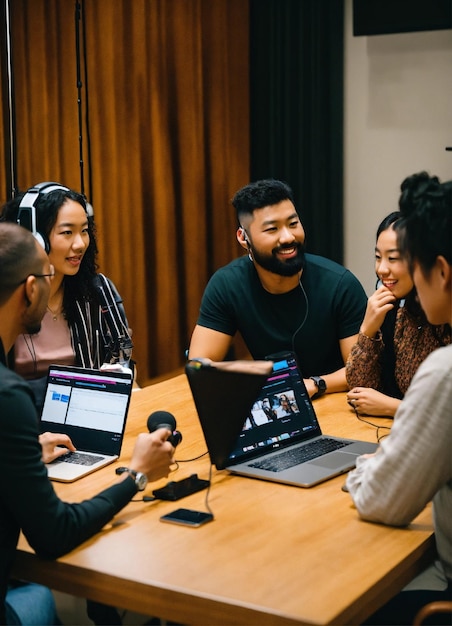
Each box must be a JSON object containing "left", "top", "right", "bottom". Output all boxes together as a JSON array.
[
  {"left": 204, "top": 462, "right": 214, "bottom": 516},
  {"left": 23, "top": 334, "right": 37, "bottom": 377},
  {"left": 291, "top": 279, "right": 309, "bottom": 354},
  {"left": 353, "top": 407, "right": 391, "bottom": 443}
]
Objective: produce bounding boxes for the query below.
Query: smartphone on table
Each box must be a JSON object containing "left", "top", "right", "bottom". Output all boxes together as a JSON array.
[{"left": 160, "top": 508, "right": 214, "bottom": 527}]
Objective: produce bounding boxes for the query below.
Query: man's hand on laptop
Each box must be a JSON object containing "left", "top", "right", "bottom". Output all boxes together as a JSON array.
[
  {"left": 39, "top": 432, "right": 76, "bottom": 464},
  {"left": 129, "top": 430, "right": 175, "bottom": 483}
]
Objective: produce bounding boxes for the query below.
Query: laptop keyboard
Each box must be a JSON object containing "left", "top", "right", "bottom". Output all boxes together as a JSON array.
[
  {"left": 59, "top": 452, "right": 105, "bottom": 466},
  {"left": 248, "top": 438, "right": 349, "bottom": 473}
]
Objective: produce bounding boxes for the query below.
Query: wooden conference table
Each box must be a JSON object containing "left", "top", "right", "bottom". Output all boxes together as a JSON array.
[{"left": 12, "top": 374, "right": 435, "bottom": 625}]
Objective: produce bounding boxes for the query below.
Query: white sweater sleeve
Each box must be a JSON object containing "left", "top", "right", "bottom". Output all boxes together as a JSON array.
[{"left": 346, "top": 346, "right": 452, "bottom": 527}]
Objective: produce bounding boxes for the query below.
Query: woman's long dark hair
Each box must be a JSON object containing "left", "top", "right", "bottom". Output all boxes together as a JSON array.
[
  {"left": 374, "top": 210, "right": 449, "bottom": 398},
  {"left": 0, "top": 187, "right": 100, "bottom": 325}
]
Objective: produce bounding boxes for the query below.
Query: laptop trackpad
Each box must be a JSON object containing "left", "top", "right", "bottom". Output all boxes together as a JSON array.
[{"left": 309, "top": 451, "right": 357, "bottom": 469}]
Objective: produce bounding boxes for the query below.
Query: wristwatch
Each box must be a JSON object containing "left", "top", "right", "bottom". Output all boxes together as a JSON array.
[
  {"left": 115, "top": 467, "right": 148, "bottom": 491},
  {"left": 310, "top": 376, "right": 327, "bottom": 399}
]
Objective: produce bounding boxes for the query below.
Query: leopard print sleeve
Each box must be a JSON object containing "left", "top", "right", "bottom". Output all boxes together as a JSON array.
[{"left": 346, "top": 331, "right": 384, "bottom": 390}]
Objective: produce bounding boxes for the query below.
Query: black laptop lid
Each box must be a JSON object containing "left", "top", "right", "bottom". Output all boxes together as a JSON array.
[
  {"left": 40, "top": 365, "right": 133, "bottom": 455},
  {"left": 185, "top": 358, "right": 273, "bottom": 469}
]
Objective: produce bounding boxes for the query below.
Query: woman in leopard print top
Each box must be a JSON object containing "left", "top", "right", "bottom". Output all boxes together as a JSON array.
[{"left": 346, "top": 212, "right": 450, "bottom": 417}]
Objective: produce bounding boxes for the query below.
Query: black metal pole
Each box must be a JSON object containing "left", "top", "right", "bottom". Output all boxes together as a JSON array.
[
  {"left": 0, "top": 0, "right": 18, "bottom": 198},
  {"left": 75, "top": 0, "right": 84, "bottom": 196}
]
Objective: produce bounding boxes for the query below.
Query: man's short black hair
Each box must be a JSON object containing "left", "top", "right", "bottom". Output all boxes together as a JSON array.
[
  {"left": 232, "top": 179, "right": 294, "bottom": 222},
  {"left": 0, "top": 223, "right": 42, "bottom": 305}
]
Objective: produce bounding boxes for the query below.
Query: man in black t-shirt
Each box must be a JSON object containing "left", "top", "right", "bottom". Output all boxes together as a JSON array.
[{"left": 189, "top": 179, "right": 367, "bottom": 399}]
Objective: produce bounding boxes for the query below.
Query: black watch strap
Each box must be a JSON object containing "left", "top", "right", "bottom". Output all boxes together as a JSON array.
[{"left": 310, "top": 376, "right": 327, "bottom": 399}]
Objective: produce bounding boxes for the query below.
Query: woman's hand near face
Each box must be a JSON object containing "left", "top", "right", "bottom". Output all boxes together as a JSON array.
[{"left": 360, "top": 286, "right": 396, "bottom": 338}]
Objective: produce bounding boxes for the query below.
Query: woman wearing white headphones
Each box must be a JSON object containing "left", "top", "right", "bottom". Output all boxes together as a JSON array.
[{"left": 0, "top": 183, "right": 134, "bottom": 409}]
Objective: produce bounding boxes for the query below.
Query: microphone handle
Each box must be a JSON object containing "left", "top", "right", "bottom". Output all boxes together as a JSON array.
[
  {"left": 168, "top": 431, "right": 182, "bottom": 447},
  {"left": 150, "top": 422, "right": 182, "bottom": 447}
]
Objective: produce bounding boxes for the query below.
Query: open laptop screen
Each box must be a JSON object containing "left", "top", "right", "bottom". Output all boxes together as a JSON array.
[
  {"left": 40, "top": 365, "right": 132, "bottom": 455},
  {"left": 227, "top": 352, "right": 322, "bottom": 465}
]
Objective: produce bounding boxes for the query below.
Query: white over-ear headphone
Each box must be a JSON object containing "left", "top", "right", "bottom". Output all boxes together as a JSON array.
[{"left": 17, "top": 182, "right": 69, "bottom": 252}]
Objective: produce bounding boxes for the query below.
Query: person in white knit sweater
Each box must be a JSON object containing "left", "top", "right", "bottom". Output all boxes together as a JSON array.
[{"left": 346, "top": 171, "right": 452, "bottom": 625}]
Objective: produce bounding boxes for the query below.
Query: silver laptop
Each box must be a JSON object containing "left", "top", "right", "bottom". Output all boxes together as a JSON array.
[
  {"left": 186, "top": 352, "right": 377, "bottom": 488},
  {"left": 39, "top": 364, "right": 133, "bottom": 482}
]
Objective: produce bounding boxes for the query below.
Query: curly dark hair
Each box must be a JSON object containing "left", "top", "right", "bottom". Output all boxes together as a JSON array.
[
  {"left": 231, "top": 179, "right": 295, "bottom": 223},
  {"left": 397, "top": 171, "right": 452, "bottom": 275},
  {"left": 0, "top": 186, "right": 100, "bottom": 325}
]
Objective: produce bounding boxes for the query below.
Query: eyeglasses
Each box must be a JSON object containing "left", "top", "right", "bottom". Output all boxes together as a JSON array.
[{"left": 17, "top": 265, "right": 55, "bottom": 285}]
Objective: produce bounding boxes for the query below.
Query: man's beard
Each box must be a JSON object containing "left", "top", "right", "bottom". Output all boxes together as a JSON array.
[
  {"left": 251, "top": 242, "right": 306, "bottom": 277},
  {"left": 25, "top": 321, "right": 42, "bottom": 335},
  {"left": 24, "top": 308, "right": 44, "bottom": 335}
]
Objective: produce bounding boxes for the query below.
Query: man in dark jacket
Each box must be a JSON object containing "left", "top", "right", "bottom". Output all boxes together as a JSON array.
[{"left": 0, "top": 222, "right": 174, "bottom": 625}]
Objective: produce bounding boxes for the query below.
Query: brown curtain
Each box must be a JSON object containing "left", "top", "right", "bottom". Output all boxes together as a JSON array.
[{"left": 0, "top": 0, "right": 249, "bottom": 383}]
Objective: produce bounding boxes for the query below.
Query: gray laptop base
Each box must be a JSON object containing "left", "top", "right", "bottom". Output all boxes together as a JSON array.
[
  {"left": 227, "top": 436, "right": 377, "bottom": 488},
  {"left": 45, "top": 451, "right": 118, "bottom": 483},
  {"left": 186, "top": 352, "right": 377, "bottom": 488}
]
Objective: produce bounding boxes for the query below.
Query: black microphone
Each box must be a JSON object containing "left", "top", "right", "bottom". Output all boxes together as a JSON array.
[{"left": 147, "top": 411, "right": 183, "bottom": 447}]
